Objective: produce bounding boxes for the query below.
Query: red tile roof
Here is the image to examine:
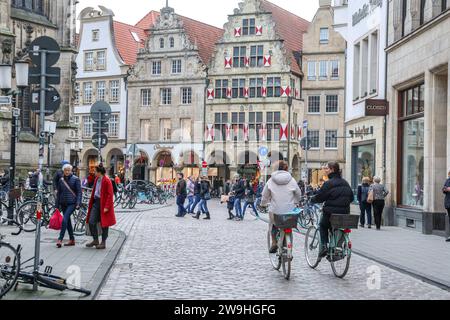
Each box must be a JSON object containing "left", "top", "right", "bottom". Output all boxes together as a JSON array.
[
  {"left": 112, "top": 21, "right": 147, "bottom": 65},
  {"left": 134, "top": 10, "right": 223, "bottom": 65},
  {"left": 261, "top": 0, "right": 310, "bottom": 75}
]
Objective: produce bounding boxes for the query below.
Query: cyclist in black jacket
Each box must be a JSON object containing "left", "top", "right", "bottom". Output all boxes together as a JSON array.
[{"left": 311, "top": 162, "right": 354, "bottom": 258}]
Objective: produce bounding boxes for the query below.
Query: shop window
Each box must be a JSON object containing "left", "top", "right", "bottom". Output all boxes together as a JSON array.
[
  {"left": 400, "top": 83, "right": 425, "bottom": 208},
  {"left": 352, "top": 143, "right": 376, "bottom": 189}
]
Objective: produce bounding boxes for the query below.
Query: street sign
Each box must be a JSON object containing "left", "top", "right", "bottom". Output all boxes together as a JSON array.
[
  {"left": 0, "top": 96, "right": 11, "bottom": 105},
  {"left": 92, "top": 123, "right": 109, "bottom": 132},
  {"left": 30, "top": 86, "right": 61, "bottom": 115},
  {"left": 30, "top": 36, "right": 61, "bottom": 67},
  {"left": 91, "top": 133, "right": 108, "bottom": 149},
  {"left": 90, "top": 101, "right": 112, "bottom": 122},
  {"left": 202, "top": 161, "right": 208, "bottom": 169},
  {"left": 259, "top": 146, "right": 268, "bottom": 157},
  {"left": 49, "top": 144, "right": 56, "bottom": 150},
  {"left": 29, "top": 67, "right": 61, "bottom": 85}
]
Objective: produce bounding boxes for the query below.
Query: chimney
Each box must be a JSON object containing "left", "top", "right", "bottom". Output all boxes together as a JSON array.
[{"left": 319, "top": 0, "right": 332, "bottom": 7}]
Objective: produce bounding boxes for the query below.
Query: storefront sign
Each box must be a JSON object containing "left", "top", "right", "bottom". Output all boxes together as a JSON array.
[
  {"left": 365, "top": 99, "right": 389, "bottom": 116},
  {"left": 154, "top": 144, "right": 175, "bottom": 150},
  {"left": 352, "top": 0, "right": 383, "bottom": 26},
  {"left": 208, "top": 168, "right": 218, "bottom": 177},
  {"left": 354, "top": 126, "right": 374, "bottom": 138}
]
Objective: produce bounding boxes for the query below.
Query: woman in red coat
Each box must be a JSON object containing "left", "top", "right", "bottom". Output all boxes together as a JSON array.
[{"left": 86, "top": 164, "right": 116, "bottom": 249}]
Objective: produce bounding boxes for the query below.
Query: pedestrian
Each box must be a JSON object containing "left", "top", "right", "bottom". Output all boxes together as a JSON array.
[
  {"left": 87, "top": 172, "right": 95, "bottom": 188},
  {"left": 86, "top": 164, "right": 116, "bottom": 250},
  {"left": 357, "top": 177, "right": 372, "bottom": 228},
  {"left": 53, "top": 160, "right": 70, "bottom": 194},
  {"left": 175, "top": 173, "right": 187, "bottom": 217},
  {"left": 114, "top": 174, "right": 121, "bottom": 187},
  {"left": 55, "top": 164, "right": 82, "bottom": 248},
  {"left": 242, "top": 178, "right": 259, "bottom": 219},
  {"left": 29, "top": 170, "right": 39, "bottom": 190},
  {"left": 190, "top": 177, "right": 202, "bottom": 214},
  {"left": 194, "top": 176, "right": 211, "bottom": 220},
  {"left": 185, "top": 176, "right": 195, "bottom": 214},
  {"left": 227, "top": 191, "right": 236, "bottom": 220},
  {"left": 255, "top": 180, "right": 264, "bottom": 208},
  {"left": 297, "top": 179, "right": 306, "bottom": 195},
  {"left": 442, "top": 171, "right": 450, "bottom": 242},
  {"left": 224, "top": 179, "right": 232, "bottom": 195},
  {"left": 369, "top": 176, "right": 389, "bottom": 231},
  {"left": 0, "top": 168, "right": 10, "bottom": 192},
  {"left": 232, "top": 175, "right": 246, "bottom": 221}
]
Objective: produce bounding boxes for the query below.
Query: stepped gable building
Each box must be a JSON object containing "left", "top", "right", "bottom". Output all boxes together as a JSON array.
[
  {"left": 75, "top": 6, "right": 146, "bottom": 178},
  {"left": 205, "top": 0, "right": 309, "bottom": 181},
  {"left": 385, "top": 0, "right": 450, "bottom": 235},
  {"left": 301, "top": 0, "right": 346, "bottom": 186},
  {"left": 0, "top": 0, "right": 77, "bottom": 177},
  {"left": 126, "top": 5, "right": 223, "bottom": 183}
]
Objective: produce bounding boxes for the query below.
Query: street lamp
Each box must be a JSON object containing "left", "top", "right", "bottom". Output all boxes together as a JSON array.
[{"left": 0, "top": 60, "right": 29, "bottom": 224}]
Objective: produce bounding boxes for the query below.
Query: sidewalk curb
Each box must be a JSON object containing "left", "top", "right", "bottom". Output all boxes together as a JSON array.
[
  {"left": 87, "top": 229, "right": 127, "bottom": 300},
  {"left": 351, "top": 249, "right": 450, "bottom": 292}
]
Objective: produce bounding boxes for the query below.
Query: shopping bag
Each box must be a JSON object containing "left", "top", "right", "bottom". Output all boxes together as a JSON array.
[{"left": 49, "top": 209, "right": 63, "bottom": 231}]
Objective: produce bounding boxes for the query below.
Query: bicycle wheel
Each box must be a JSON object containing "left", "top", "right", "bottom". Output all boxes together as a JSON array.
[
  {"left": 281, "top": 233, "right": 292, "bottom": 280},
  {"left": 330, "top": 233, "right": 351, "bottom": 279},
  {"left": 304, "top": 226, "right": 321, "bottom": 269},
  {"left": 129, "top": 193, "right": 137, "bottom": 209},
  {"left": 36, "top": 273, "right": 91, "bottom": 296},
  {"left": 267, "top": 230, "right": 281, "bottom": 270},
  {"left": 17, "top": 201, "right": 38, "bottom": 232},
  {"left": 0, "top": 242, "right": 20, "bottom": 299},
  {"left": 121, "top": 194, "right": 129, "bottom": 209},
  {"left": 297, "top": 211, "right": 307, "bottom": 229},
  {"left": 113, "top": 194, "right": 121, "bottom": 208},
  {"left": 72, "top": 208, "right": 87, "bottom": 237}
]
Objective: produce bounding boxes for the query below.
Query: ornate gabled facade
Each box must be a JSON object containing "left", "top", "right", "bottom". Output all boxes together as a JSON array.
[
  {"left": 0, "top": 0, "right": 77, "bottom": 179},
  {"left": 205, "top": 0, "right": 309, "bottom": 181},
  {"left": 126, "top": 5, "right": 223, "bottom": 183},
  {"left": 75, "top": 6, "right": 145, "bottom": 178}
]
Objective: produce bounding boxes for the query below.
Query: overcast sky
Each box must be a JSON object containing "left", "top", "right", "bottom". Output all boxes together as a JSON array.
[{"left": 76, "top": 0, "right": 319, "bottom": 29}]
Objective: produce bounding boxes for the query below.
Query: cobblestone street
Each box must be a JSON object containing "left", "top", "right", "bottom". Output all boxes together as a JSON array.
[{"left": 98, "top": 201, "right": 450, "bottom": 300}]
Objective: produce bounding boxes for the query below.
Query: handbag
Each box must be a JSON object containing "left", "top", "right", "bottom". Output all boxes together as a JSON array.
[
  {"left": 49, "top": 209, "right": 63, "bottom": 231},
  {"left": 367, "top": 190, "right": 374, "bottom": 204}
]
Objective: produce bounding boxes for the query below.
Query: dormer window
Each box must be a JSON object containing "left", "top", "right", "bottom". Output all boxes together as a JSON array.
[
  {"left": 160, "top": 38, "right": 165, "bottom": 49},
  {"left": 170, "top": 37, "right": 175, "bottom": 48},
  {"left": 243, "top": 18, "right": 256, "bottom": 36}
]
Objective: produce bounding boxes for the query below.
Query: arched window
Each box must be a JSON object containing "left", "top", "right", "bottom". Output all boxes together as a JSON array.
[
  {"left": 160, "top": 38, "right": 165, "bottom": 49},
  {"left": 169, "top": 37, "right": 175, "bottom": 48}
]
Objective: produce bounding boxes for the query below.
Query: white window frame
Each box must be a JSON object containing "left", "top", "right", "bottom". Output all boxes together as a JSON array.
[
  {"left": 82, "top": 116, "right": 92, "bottom": 138},
  {"left": 108, "top": 114, "right": 119, "bottom": 138},
  {"left": 319, "top": 61, "right": 328, "bottom": 80},
  {"left": 320, "top": 28, "right": 329, "bottom": 44},
  {"left": 160, "top": 119, "right": 172, "bottom": 141},
  {"left": 326, "top": 95, "right": 339, "bottom": 113},
  {"left": 109, "top": 80, "right": 120, "bottom": 103},
  {"left": 161, "top": 88, "right": 172, "bottom": 105},
  {"left": 325, "top": 130, "right": 338, "bottom": 149},
  {"left": 140, "top": 120, "right": 152, "bottom": 142},
  {"left": 74, "top": 82, "right": 80, "bottom": 105},
  {"left": 83, "top": 82, "right": 93, "bottom": 105},
  {"left": 307, "top": 130, "right": 320, "bottom": 149},
  {"left": 331, "top": 60, "right": 339, "bottom": 80},
  {"left": 152, "top": 61, "right": 162, "bottom": 75},
  {"left": 181, "top": 87, "right": 192, "bottom": 105},
  {"left": 96, "top": 81, "right": 106, "bottom": 101},
  {"left": 141, "top": 89, "right": 151, "bottom": 107},
  {"left": 180, "top": 118, "right": 192, "bottom": 142},
  {"left": 84, "top": 51, "right": 94, "bottom": 71},
  {"left": 171, "top": 59, "right": 182, "bottom": 74},
  {"left": 96, "top": 50, "right": 106, "bottom": 70},
  {"left": 308, "top": 95, "right": 321, "bottom": 114},
  {"left": 307, "top": 61, "right": 316, "bottom": 81},
  {"left": 92, "top": 29, "right": 99, "bottom": 42}
]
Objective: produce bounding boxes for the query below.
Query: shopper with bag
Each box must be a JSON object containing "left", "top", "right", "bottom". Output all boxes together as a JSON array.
[
  {"left": 55, "top": 164, "right": 82, "bottom": 248},
  {"left": 86, "top": 164, "right": 116, "bottom": 250},
  {"left": 369, "top": 176, "right": 389, "bottom": 230}
]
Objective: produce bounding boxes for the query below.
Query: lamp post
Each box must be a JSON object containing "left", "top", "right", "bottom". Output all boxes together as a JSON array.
[
  {"left": 45, "top": 121, "right": 57, "bottom": 180},
  {"left": 0, "top": 60, "right": 29, "bottom": 224}
]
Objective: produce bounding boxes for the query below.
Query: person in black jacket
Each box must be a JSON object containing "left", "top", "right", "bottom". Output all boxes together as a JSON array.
[
  {"left": 55, "top": 164, "right": 82, "bottom": 248},
  {"left": 194, "top": 176, "right": 211, "bottom": 220},
  {"left": 311, "top": 162, "right": 354, "bottom": 258},
  {"left": 232, "top": 176, "right": 246, "bottom": 220},
  {"left": 53, "top": 160, "right": 70, "bottom": 194},
  {"left": 0, "top": 168, "right": 10, "bottom": 191},
  {"left": 175, "top": 173, "right": 187, "bottom": 217},
  {"left": 357, "top": 177, "right": 372, "bottom": 228}
]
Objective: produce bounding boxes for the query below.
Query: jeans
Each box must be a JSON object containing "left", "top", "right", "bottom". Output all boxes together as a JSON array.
[
  {"left": 234, "top": 198, "right": 243, "bottom": 218},
  {"left": 255, "top": 196, "right": 262, "bottom": 208},
  {"left": 59, "top": 204, "right": 76, "bottom": 241},
  {"left": 185, "top": 195, "right": 194, "bottom": 212},
  {"left": 190, "top": 195, "right": 201, "bottom": 213},
  {"left": 372, "top": 200, "right": 385, "bottom": 229},
  {"left": 359, "top": 201, "right": 372, "bottom": 226},
  {"left": 242, "top": 201, "right": 259, "bottom": 218},
  {"left": 176, "top": 195, "right": 187, "bottom": 216},
  {"left": 199, "top": 198, "right": 209, "bottom": 213}
]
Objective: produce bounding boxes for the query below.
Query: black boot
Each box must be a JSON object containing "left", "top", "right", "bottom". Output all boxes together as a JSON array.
[
  {"left": 193, "top": 211, "right": 200, "bottom": 219},
  {"left": 228, "top": 210, "right": 235, "bottom": 220},
  {"left": 203, "top": 212, "right": 211, "bottom": 220}
]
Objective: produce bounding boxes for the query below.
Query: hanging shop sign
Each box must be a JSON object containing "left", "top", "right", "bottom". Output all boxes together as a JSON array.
[{"left": 365, "top": 99, "right": 389, "bottom": 116}]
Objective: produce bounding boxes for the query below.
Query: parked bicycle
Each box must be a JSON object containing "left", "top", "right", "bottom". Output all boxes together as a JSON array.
[
  {"left": 15, "top": 191, "right": 56, "bottom": 232},
  {"left": 304, "top": 214, "right": 359, "bottom": 278},
  {"left": 267, "top": 209, "right": 300, "bottom": 280},
  {"left": 0, "top": 235, "right": 91, "bottom": 299},
  {"left": 297, "top": 195, "right": 321, "bottom": 229}
]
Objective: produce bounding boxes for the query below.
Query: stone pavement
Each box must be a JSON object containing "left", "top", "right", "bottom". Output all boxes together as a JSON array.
[
  {"left": 350, "top": 226, "right": 450, "bottom": 289},
  {"left": 98, "top": 200, "right": 450, "bottom": 300}
]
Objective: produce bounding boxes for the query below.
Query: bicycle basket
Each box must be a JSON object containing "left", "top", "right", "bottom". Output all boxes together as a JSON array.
[
  {"left": 330, "top": 214, "right": 359, "bottom": 230},
  {"left": 22, "top": 190, "right": 37, "bottom": 200},
  {"left": 273, "top": 213, "right": 300, "bottom": 229}
]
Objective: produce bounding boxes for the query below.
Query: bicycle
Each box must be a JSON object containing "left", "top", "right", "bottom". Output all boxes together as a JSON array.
[
  {"left": 0, "top": 241, "right": 91, "bottom": 299},
  {"left": 0, "top": 234, "right": 20, "bottom": 299},
  {"left": 304, "top": 214, "right": 359, "bottom": 278},
  {"left": 16, "top": 191, "right": 56, "bottom": 232},
  {"left": 71, "top": 205, "right": 88, "bottom": 237},
  {"left": 267, "top": 211, "right": 300, "bottom": 280},
  {"left": 297, "top": 196, "right": 321, "bottom": 229}
]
